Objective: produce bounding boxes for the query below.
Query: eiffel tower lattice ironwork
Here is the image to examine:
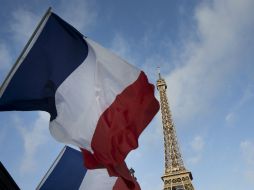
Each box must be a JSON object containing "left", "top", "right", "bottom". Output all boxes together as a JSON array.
[{"left": 156, "top": 70, "right": 195, "bottom": 190}]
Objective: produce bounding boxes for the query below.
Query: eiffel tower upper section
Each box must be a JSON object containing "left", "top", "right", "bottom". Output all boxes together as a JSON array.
[{"left": 156, "top": 69, "right": 195, "bottom": 190}]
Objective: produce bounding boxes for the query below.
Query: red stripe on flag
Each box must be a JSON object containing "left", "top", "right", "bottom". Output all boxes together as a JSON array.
[{"left": 82, "top": 71, "right": 159, "bottom": 189}]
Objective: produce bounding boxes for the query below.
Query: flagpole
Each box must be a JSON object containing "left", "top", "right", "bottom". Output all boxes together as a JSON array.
[
  {"left": 36, "top": 146, "right": 67, "bottom": 189},
  {"left": 0, "top": 7, "right": 52, "bottom": 97}
]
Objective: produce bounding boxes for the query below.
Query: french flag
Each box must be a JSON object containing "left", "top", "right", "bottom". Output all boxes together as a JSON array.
[
  {"left": 0, "top": 9, "right": 159, "bottom": 189},
  {"left": 37, "top": 146, "right": 135, "bottom": 190}
]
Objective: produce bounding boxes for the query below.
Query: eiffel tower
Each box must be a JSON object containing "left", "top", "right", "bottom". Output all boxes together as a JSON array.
[{"left": 156, "top": 70, "right": 195, "bottom": 190}]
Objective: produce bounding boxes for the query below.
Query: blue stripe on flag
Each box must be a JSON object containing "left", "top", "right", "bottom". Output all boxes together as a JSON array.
[
  {"left": 0, "top": 13, "right": 88, "bottom": 120},
  {"left": 38, "top": 146, "right": 87, "bottom": 190}
]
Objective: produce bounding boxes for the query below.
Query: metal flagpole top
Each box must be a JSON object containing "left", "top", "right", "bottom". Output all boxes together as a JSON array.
[{"left": 157, "top": 66, "right": 162, "bottom": 79}]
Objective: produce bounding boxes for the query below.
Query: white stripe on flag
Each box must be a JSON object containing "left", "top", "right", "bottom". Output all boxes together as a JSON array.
[{"left": 78, "top": 169, "right": 117, "bottom": 190}]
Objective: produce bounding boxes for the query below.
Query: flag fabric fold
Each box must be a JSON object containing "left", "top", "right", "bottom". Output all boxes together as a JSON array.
[{"left": 0, "top": 10, "right": 159, "bottom": 189}]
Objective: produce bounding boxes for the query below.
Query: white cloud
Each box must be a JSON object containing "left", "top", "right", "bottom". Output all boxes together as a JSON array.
[
  {"left": 187, "top": 154, "right": 202, "bottom": 165},
  {"left": 109, "top": 34, "right": 141, "bottom": 69},
  {"left": 13, "top": 112, "right": 50, "bottom": 174},
  {"left": 191, "top": 136, "right": 204, "bottom": 152},
  {"left": 110, "top": 34, "right": 132, "bottom": 60},
  {"left": 163, "top": 0, "right": 254, "bottom": 122},
  {"left": 109, "top": 32, "right": 172, "bottom": 83},
  {"left": 237, "top": 85, "right": 254, "bottom": 108},
  {"left": 9, "top": 1, "right": 97, "bottom": 47},
  {"left": 240, "top": 140, "right": 254, "bottom": 183},
  {"left": 245, "top": 171, "right": 254, "bottom": 183},
  {"left": 240, "top": 140, "right": 254, "bottom": 167},
  {"left": 188, "top": 136, "right": 205, "bottom": 165},
  {"left": 0, "top": 43, "right": 12, "bottom": 71},
  {"left": 226, "top": 85, "right": 254, "bottom": 125},
  {"left": 225, "top": 112, "right": 236, "bottom": 124},
  {"left": 10, "top": 9, "right": 40, "bottom": 46},
  {"left": 58, "top": 0, "right": 97, "bottom": 32}
]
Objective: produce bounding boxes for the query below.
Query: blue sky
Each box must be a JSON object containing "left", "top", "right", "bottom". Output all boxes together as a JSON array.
[{"left": 0, "top": 0, "right": 254, "bottom": 189}]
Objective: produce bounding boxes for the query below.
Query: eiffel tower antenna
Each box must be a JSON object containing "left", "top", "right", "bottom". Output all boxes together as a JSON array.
[{"left": 156, "top": 71, "right": 195, "bottom": 190}]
